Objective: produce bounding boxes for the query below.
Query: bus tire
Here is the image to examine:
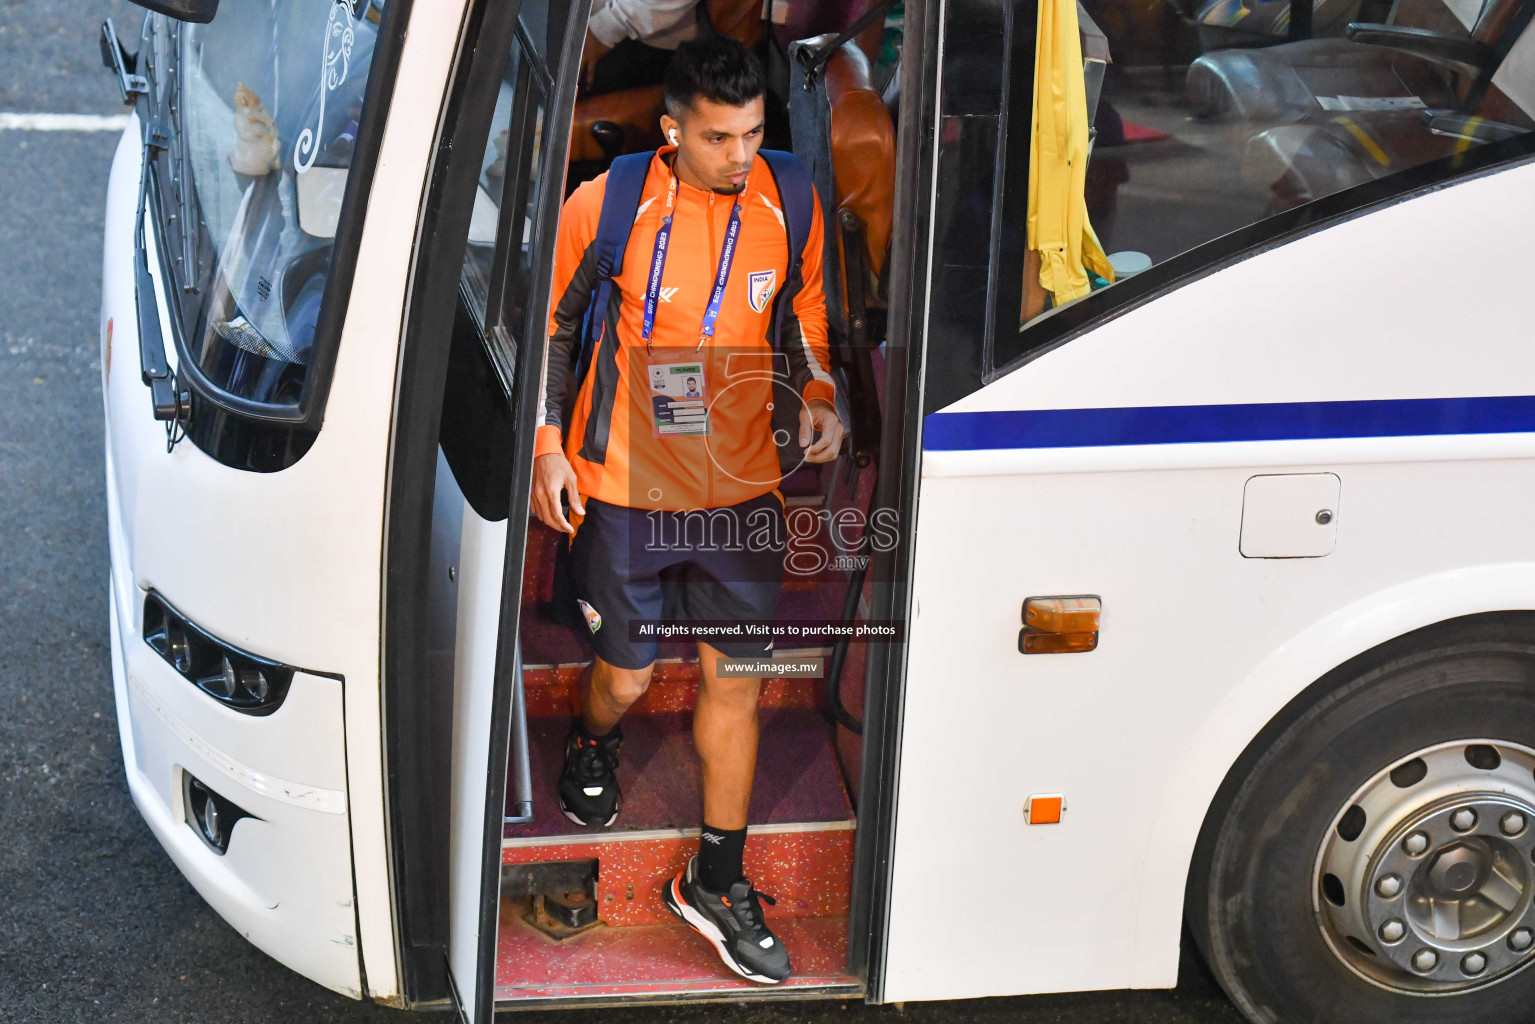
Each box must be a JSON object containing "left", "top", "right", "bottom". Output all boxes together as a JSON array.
[{"left": 1187, "top": 615, "right": 1535, "bottom": 1024}]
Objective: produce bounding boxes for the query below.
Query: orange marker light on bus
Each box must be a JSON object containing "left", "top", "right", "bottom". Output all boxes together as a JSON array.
[
  {"left": 1019, "top": 596, "right": 1101, "bottom": 654},
  {"left": 1025, "top": 794, "right": 1065, "bottom": 824}
]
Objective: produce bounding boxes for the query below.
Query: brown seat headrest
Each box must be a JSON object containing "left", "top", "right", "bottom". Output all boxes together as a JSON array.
[
  {"left": 569, "top": 85, "right": 667, "bottom": 164},
  {"left": 799, "top": 35, "right": 897, "bottom": 288},
  {"left": 706, "top": 0, "right": 763, "bottom": 47}
]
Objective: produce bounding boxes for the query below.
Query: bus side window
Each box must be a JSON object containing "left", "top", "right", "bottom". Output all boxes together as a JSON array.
[
  {"left": 945, "top": 0, "right": 1535, "bottom": 396},
  {"left": 1006, "top": 0, "right": 1535, "bottom": 353},
  {"left": 441, "top": 14, "right": 554, "bottom": 522}
]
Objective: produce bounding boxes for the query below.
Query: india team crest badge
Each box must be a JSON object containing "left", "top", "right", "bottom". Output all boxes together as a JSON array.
[{"left": 747, "top": 269, "right": 777, "bottom": 313}]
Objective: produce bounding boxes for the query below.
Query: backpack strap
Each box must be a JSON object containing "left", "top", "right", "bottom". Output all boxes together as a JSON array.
[
  {"left": 574, "top": 151, "right": 653, "bottom": 386},
  {"left": 756, "top": 148, "right": 815, "bottom": 324}
]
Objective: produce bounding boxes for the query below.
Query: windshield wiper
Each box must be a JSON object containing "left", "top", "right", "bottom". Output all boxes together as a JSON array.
[{"left": 99, "top": 19, "right": 149, "bottom": 105}]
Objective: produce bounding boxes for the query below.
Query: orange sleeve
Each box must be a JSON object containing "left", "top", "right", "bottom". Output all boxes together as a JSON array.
[{"left": 538, "top": 177, "right": 606, "bottom": 456}]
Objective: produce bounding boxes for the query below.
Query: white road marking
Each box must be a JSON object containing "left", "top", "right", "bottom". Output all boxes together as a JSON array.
[{"left": 0, "top": 112, "right": 132, "bottom": 132}]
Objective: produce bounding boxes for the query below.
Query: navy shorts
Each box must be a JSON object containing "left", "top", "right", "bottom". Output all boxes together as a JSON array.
[{"left": 567, "top": 493, "right": 786, "bottom": 670}]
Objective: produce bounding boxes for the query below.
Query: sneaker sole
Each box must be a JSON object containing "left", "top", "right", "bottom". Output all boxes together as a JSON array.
[
  {"left": 662, "top": 874, "right": 785, "bottom": 985},
  {"left": 557, "top": 797, "right": 618, "bottom": 828}
]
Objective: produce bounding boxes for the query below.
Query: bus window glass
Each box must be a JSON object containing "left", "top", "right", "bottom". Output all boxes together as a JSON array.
[
  {"left": 460, "top": 38, "right": 548, "bottom": 339},
  {"left": 459, "top": 41, "right": 525, "bottom": 336},
  {"left": 458, "top": 16, "right": 551, "bottom": 397},
  {"left": 170, "top": 0, "right": 386, "bottom": 405},
  {"left": 993, "top": 0, "right": 1535, "bottom": 368}
]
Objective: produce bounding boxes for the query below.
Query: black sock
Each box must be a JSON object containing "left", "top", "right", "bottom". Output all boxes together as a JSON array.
[
  {"left": 576, "top": 717, "right": 618, "bottom": 742},
  {"left": 697, "top": 822, "right": 747, "bottom": 891}
]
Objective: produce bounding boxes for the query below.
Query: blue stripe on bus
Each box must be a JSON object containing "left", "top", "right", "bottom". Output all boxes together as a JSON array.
[{"left": 921, "top": 396, "right": 1535, "bottom": 451}]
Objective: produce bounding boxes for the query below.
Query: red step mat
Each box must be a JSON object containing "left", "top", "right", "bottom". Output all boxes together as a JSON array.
[
  {"left": 521, "top": 659, "right": 821, "bottom": 718},
  {"left": 496, "top": 910, "right": 856, "bottom": 1000},
  {"left": 505, "top": 708, "right": 853, "bottom": 838},
  {"left": 502, "top": 824, "right": 853, "bottom": 926}
]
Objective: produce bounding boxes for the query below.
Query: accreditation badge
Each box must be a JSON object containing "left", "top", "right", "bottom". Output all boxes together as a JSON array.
[{"left": 647, "top": 358, "right": 710, "bottom": 437}]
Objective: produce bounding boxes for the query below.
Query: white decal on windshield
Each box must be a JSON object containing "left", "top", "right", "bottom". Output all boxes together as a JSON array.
[{"left": 294, "top": 0, "right": 356, "bottom": 175}]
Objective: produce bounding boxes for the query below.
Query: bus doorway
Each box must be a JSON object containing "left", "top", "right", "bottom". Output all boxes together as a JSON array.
[{"left": 410, "top": 0, "right": 913, "bottom": 1007}]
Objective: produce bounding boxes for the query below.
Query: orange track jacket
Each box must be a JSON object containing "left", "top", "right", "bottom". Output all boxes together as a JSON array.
[{"left": 537, "top": 148, "right": 834, "bottom": 511}]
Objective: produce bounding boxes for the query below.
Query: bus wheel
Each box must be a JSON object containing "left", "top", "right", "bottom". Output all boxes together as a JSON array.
[{"left": 1188, "top": 619, "right": 1535, "bottom": 1024}]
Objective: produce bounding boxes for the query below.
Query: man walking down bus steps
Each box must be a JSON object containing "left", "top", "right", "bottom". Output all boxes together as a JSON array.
[{"left": 530, "top": 37, "right": 843, "bottom": 984}]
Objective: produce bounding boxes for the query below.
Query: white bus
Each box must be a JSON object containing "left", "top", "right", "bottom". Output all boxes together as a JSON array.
[{"left": 98, "top": 0, "right": 1535, "bottom": 1020}]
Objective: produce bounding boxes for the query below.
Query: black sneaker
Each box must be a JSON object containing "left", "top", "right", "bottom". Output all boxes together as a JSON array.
[
  {"left": 556, "top": 722, "right": 621, "bottom": 827},
  {"left": 662, "top": 855, "right": 791, "bottom": 984}
]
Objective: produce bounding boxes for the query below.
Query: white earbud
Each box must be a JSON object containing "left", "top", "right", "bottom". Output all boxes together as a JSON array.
[{"left": 669, "top": 130, "right": 678, "bottom": 145}]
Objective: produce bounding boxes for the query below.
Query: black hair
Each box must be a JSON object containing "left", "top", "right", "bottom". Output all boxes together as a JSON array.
[{"left": 663, "top": 36, "right": 766, "bottom": 119}]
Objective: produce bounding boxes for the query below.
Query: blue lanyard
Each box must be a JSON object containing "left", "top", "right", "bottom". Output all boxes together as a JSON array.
[{"left": 641, "top": 173, "right": 744, "bottom": 353}]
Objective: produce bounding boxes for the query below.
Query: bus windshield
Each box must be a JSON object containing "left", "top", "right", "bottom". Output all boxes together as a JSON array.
[{"left": 163, "top": 0, "right": 385, "bottom": 405}]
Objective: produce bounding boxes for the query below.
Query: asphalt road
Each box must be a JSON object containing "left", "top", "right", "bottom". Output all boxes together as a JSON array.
[{"left": 0, "top": 3, "right": 1250, "bottom": 1022}]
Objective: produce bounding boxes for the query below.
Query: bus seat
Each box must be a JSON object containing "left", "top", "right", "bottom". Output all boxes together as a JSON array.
[
  {"left": 569, "top": 85, "right": 667, "bottom": 164},
  {"left": 772, "top": 0, "right": 886, "bottom": 61},
  {"left": 568, "top": 0, "right": 765, "bottom": 169},
  {"left": 825, "top": 42, "right": 897, "bottom": 300},
  {"left": 1186, "top": 0, "right": 1523, "bottom": 123},
  {"left": 1170, "top": 0, "right": 1365, "bottom": 54},
  {"left": 1241, "top": 78, "right": 1533, "bottom": 206},
  {"left": 786, "top": 33, "right": 894, "bottom": 468},
  {"left": 706, "top": 0, "right": 764, "bottom": 49},
  {"left": 1187, "top": 36, "right": 1453, "bottom": 123},
  {"left": 1204, "top": 1, "right": 1535, "bottom": 207},
  {"left": 787, "top": 34, "right": 897, "bottom": 330}
]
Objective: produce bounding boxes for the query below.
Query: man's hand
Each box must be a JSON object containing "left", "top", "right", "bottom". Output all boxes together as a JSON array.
[
  {"left": 799, "top": 398, "right": 844, "bottom": 464},
  {"left": 532, "top": 452, "right": 584, "bottom": 534},
  {"left": 580, "top": 31, "right": 612, "bottom": 91}
]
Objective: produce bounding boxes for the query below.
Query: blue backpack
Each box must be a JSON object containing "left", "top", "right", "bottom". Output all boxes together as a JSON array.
[{"left": 571, "top": 149, "right": 816, "bottom": 387}]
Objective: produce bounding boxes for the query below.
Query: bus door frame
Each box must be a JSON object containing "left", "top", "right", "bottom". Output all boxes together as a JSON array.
[
  {"left": 378, "top": 0, "right": 587, "bottom": 1016},
  {"left": 842, "top": 0, "right": 939, "bottom": 1002}
]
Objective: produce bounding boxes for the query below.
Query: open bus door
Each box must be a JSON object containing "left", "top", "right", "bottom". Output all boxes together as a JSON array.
[{"left": 383, "top": 0, "right": 585, "bottom": 1017}]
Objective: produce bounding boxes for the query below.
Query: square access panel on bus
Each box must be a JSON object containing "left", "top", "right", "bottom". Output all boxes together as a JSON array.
[{"left": 1240, "top": 473, "right": 1341, "bottom": 558}]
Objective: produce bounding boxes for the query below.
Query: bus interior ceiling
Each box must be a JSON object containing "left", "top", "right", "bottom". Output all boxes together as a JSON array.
[{"left": 487, "top": 3, "right": 898, "bottom": 1001}]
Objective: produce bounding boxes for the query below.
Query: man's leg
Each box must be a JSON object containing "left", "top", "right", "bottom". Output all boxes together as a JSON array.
[
  {"left": 664, "top": 642, "right": 791, "bottom": 983},
  {"left": 581, "top": 656, "right": 655, "bottom": 735},
  {"left": 559, "top": 656, "right": 655, "bottom": 827},
  {"left": 694, "top": 641, "right": 762, "bottom": 832},
  {"left": 661, "top": 494, "right": 791, "bottom": 983},
  {"left": 560, "top": 497, "right": 663, "bottom": 827}
]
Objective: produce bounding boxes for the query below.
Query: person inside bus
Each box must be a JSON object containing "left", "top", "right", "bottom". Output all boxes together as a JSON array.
[
  {"left": 531, "top": 37, "right": 842, "bottom": 984},
  {"left": 581, "top": 0, "right": 701, "bottom": 96}
]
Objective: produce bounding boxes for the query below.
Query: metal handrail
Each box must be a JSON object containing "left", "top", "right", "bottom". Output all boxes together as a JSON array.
[{"left": 504, "top": 638, "right": 534, "bottom": 825}]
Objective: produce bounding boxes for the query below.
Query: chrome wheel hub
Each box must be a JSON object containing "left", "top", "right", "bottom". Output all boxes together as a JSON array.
[{"left": 1315, "top": 740, "right": 1535, "bottom": 994}]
